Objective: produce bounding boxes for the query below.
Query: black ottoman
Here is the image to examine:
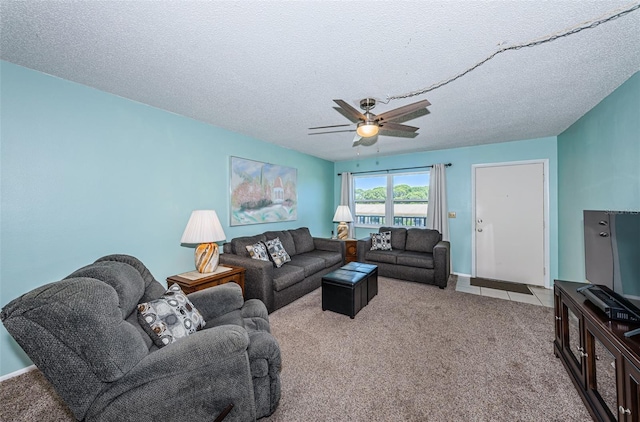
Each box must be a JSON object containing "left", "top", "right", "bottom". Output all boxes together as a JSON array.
[
  {"left": 341, "top": 262, "right": 378, "bottom": 302},
  {"left": 322, "top": 269, "right": 368, "bottom": 318}
]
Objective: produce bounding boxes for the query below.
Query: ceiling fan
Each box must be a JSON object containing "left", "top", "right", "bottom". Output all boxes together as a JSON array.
[{"left": 309, "top": 98, "right": 431, "bottom": 146}]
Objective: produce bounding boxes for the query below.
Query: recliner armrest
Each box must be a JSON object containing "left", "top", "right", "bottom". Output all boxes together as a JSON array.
[
  {"left": 188, "top": 283, "right": 244, "bottom": 321},
  {"left": 87, "top": 325, "right": 256, "bottom": 421}
]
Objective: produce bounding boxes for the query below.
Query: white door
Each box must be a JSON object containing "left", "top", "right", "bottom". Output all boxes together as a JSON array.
[{"left": 474, "top": 162, "right": 545, "bottom": 286}]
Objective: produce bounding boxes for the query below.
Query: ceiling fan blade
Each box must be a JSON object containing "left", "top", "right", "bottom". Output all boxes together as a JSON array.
[
  {"left": 333, "top": 99, "right": 366, "bottom": 121},
  {"left": 379, "top": 122, "right": 419, "bottom": 132},
  {"left": 309, "top": 123, "right": 353, "bottom": 130},
  {"left": 393, "top": 107, "right": 430, "bottom": 124},
  {"left": 308, "top": 129, "right": 356, "bottom": 135},
  {"left": 375, "top": 99, "right": 431, "bottom": 123},
  {"left": 353, "top": 134, "right": 379, "bottom": 147},
  {"left": 379, "top": 130, "right": 419, "bottom": 139}
]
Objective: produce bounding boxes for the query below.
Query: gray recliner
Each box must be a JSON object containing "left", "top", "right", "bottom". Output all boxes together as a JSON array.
[{"left": 0, "top": 254, "right": 281, "bottom": 421}]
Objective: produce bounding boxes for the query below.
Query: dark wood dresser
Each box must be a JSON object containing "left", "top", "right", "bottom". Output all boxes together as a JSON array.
[{"left": 554, "top": 280, "right": 640, "bottom": 421}]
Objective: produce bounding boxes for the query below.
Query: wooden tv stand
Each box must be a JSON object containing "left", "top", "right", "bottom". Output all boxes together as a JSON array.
[{"left": 554, "top": 280, "right": 640, "bottom": 421}]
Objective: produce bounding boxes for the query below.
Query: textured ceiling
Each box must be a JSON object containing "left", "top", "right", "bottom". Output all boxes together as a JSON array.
[{"left": 1, "top": 1, "right": 639, "bottom": 161}]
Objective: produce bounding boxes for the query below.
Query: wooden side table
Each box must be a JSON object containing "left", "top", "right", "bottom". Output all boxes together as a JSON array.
[
  {"left": 344, "top": 239, "right": 357, "bottom": 263},
  {"left": 167, "top": 264, "right": 245, "bottom": 296}
]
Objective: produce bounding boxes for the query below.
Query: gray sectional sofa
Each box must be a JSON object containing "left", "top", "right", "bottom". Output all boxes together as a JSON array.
[
  {"left": 220, "top": 227, "right": 344, "bottom": 313},
  {"left": 357, "top": 226, "right": 450, "bottom": 288}
]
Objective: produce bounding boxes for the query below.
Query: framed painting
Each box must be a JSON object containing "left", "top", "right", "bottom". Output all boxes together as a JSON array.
[{"left": 230, "top": 157, "right": 297, "bottom": 226}]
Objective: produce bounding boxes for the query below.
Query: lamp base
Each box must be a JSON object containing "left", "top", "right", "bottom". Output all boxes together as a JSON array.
[
  {"left": 337, "top": 222, "right": 349, "bottom": 240},
  {"left": 194, "top": 243, "right": 219, "bottom": 273}
]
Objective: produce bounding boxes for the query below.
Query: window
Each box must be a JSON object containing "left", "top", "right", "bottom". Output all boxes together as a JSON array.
[{"left": 353, "top": 171, "right": 430, "bottom": 227}]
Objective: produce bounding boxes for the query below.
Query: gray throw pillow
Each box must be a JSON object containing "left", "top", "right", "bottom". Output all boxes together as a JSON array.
[
  {"left": 264, "top": 237, "right": 292, "bottom": 268},
  {"left": 370, "top": 231, "right": 392, "bottom": 251},
  {"left": 137, "top": 284, "right": 205, "bottom": 347},
  {"left": 246, "top": 242, "right": 270, "bottom": 261}
]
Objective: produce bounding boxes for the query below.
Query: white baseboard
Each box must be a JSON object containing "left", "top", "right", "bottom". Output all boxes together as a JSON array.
[
  {"left": 0, "top": 365, "right": 36, "bottom": 382},
  {"left": 453, "top": 272, "right": 471, "bottom": 278}
]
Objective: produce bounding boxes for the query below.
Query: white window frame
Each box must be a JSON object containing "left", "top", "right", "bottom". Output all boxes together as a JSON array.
[{"left": 353, "top": 171, "right": 429, "bottom": 228}]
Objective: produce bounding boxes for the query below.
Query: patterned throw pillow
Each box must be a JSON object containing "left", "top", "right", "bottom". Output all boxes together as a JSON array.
[
  {"left": 264, "top": 237, "right": 292, "bottom": 268},
  {"left": 137, "top": 284, "right": 205, "bottom": 347},
  {"left": 246, "top": 242, "right": 270, "bottom": 261},
  {"left": 370, "top": 231, "right": 392, "bottom": 251}
]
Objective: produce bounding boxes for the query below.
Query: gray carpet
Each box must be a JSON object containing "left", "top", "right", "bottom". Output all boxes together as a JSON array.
[{"left": 0, "top": 276, "right": 590, "bottom": 421}]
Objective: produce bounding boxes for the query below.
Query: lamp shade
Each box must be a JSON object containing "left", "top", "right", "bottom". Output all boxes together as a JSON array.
[
  {"left": 333, "top": 205, "right": 354, "bottom": 223},
  {"left": 180, "top": 210, "right": 226, "bottom": 244}
]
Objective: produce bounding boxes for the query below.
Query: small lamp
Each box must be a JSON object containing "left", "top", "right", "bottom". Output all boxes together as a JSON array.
[
  {"left": 333, "top": 205, "right": 354, "bottom": 240},
  {"left": 180, "top": 210, "right": 226, "bottom": 273}
]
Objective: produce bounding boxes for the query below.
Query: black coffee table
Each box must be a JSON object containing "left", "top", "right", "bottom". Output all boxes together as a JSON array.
[{"left": 322, "top": 263, "right": 378, "bottom": 318}]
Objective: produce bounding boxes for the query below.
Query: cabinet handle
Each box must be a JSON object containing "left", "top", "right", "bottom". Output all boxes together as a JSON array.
[
  {"left": 579, "top": 351, "right": 588, "bottom": 358},
  {"left": 619, "top": 406, "right": 631, "bottom": 415},
  {"left": 555, "top": 316, "right": 561, "bottom": 321}
]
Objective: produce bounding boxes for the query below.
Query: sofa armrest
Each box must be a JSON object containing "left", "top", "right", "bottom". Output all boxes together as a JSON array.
[
  {"left": 187, "top": 282, "right": 244, "bottom": 321},
  {"left": 433, "top": 240, "right": 451, "bottom": 288},
  {"left": 357, "top": 237, "right": 372, "bottom": 262},
  {"left": 313, "top": 237, "right": 343, "bottom": 253},
  {"left": 219, "top": 253, "right": 276, "bottom": 312}
]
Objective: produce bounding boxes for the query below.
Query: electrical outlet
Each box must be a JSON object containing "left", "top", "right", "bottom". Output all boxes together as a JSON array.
[{"left": 448, "top": 211, "right": 456, "bottom": 218}]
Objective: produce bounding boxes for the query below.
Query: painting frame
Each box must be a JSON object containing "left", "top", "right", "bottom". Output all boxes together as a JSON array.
[{"left": 230, "top": 157, "right": 298, "bottom": 226}]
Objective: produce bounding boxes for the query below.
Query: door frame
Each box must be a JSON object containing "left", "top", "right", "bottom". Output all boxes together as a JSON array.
[{"left": 471, "top": 159, "right": 550, "bottom": 289}]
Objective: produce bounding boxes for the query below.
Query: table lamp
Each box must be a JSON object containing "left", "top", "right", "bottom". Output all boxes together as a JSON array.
[
  {"left": 180, "top": 210, "right": 227, "bottom": 273},
  {"left": 333, "top": 205, "right": 353, "bottom": 240}
]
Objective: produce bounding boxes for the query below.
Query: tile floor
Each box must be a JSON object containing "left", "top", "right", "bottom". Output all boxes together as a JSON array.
[{"left": 455, "top": 274, "right": 554, "bottom": 308}]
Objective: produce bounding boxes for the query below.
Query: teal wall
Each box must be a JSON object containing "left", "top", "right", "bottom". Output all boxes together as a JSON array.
[
  {"left": 557, "top": 72, "right": 640, "bottom": 282},
  {"left": 0, "top": 61, "right": 334, "bottom": 376},
  {"left": 2, "top": 60, "right": 635, "bottom": 378},
  {"left": 334, "top": 136, "right": 559, "bottom": 279}
]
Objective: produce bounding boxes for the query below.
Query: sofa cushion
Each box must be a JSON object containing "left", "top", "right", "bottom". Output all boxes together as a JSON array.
[
  {"left": 272, "top": 265, "right": 305, "bottom": 292},
  {"left": 301, "top": 250, "right": 343, "bottom": 268},
  {"left": 289, "top": 227, "right": 315, "bottom": 254},
  {"left": 380, "top": 226, "right": 407, "bottom": 251},
  {"left": 288, "top": 255, "right": 326, "bottom": 277},
  {"left": 405, "top": 229, "right": 441, "bottom": 253},
  {"left": 264, "top": 237, "right": 292, "bottom": 268},
  {"left": 265, "top": 230, "right": 296, "bottom": 256},
  {"left": 137, "top": 284, "right": 206, "bottom": 347},
  {"left": 245, "top": 242, "right": 270, "bottom": 261},
  {"left": 231, "top": 234, "right": 267, "bottom": 257},
  {"left": 364, "top": 249, "right": 404, "bottom": 264},
  {"left": 370, "top": 231, "right": 392, "bottom": 251},
  {"left": 396, "top": 251, "right": 435, "bottom": 269}
]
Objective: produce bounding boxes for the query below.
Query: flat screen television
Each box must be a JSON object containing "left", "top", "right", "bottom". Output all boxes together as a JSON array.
[{"left": 584, "top": 210, "right": 640, "bottom": 307}]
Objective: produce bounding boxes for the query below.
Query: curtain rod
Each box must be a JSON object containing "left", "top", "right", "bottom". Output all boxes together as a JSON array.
[{"left": 337, "top": 163, "right": 452, "bottom": 176}]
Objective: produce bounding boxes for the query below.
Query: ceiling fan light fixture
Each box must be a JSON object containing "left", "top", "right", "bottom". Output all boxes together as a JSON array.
[{"left": 356, "top": 121, "right": 379, "bottom": 137}]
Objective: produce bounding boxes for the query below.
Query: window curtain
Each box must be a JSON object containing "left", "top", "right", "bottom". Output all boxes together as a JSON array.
[
  {"left": 426, "top": 163, "right": 449, "bottom": 241},
  {"left": 340, "top": 172, "right": 355, "bottom": 239}
]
